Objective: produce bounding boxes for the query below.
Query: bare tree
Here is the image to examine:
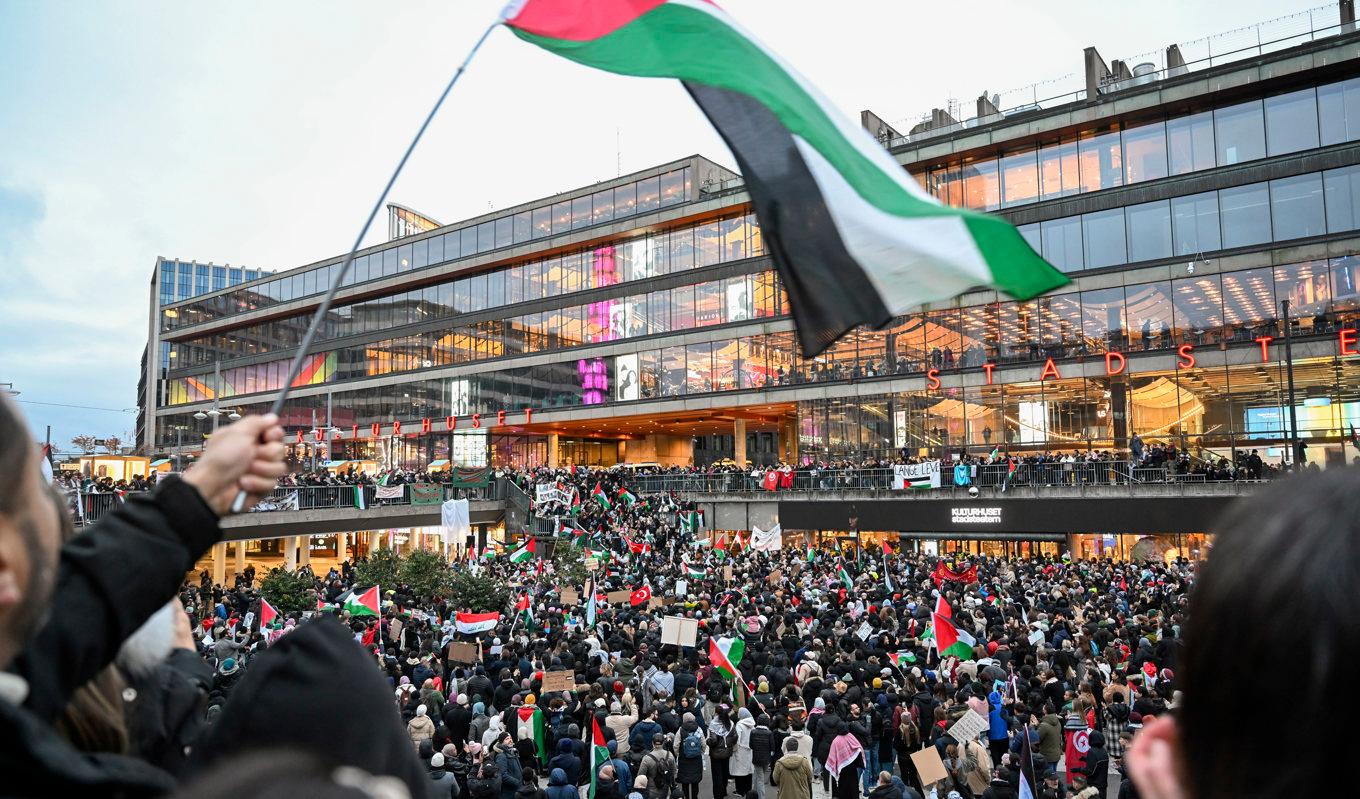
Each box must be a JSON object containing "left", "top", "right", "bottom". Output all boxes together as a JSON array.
[
  {"left": 70, "top": 435, "right": 98, "bottom": 454},
  {"left": 102, "top": 435, "right": 123, "bottom": 454}
]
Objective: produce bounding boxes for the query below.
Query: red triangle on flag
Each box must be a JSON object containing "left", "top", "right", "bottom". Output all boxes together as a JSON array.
[{"left": 260, "top": 598, "right": 278, "bottom": 628}]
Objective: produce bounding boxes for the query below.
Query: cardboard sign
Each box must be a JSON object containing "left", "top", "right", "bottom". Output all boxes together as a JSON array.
[
  {"left": 446, "top": 642, "right": 479, "bottom": 663},
  {"left": 541, "top": 670, "right": 575, "bottom": 693},
  {"left": 910, "top": 746, "right": 948, "bottom": 787},
  {"left": 560, "top": 588, "right": 580, "bottom": 606},
  {"left": 856, "top": 621, "right": 873, "bottom": 641},
  {"left": 584, "top": 557, "right": 600, "bottom": 571},
  {"left": 723, "top": 564, "right": 734, "bottom": 581},
  {"left": 648, "top": 596, "right": 668, "bottom": 610},
  {"left": 767, "top": 569, "right": 783, "bottom": 584},
  {"left": 606, "top": 590, "right": 632, "bottom": 605},
  {"left": 660, "top": 615, "right": 699, "bottom": 647},
  {"left": 946, "top": 708, "right": 990, "bottom": 743}
]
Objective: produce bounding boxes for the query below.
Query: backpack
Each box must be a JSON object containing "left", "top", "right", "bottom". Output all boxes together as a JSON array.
[
  {"left": 469, "top": 765, "right": 502, "bottom": 799},
  {"left": 645, "top": 751, "right": 675, "bottom": 790},
  {"left": 681, "top": 731, "right": 703, "bottom": 759},
  {"left": 708, "top": 728, "right": 736, "bottom": 759}
]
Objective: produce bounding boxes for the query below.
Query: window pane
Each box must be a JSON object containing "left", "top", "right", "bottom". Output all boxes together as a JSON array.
[
  {"left": 493, "top": 217, "right": 512, "bottom": 249},
  {"left": 928, "top": 164, "right": 963, "bottom": 206},
  {"left": 635, "top": 176, "right": 660, "bottom": 213},
  {"left": 1172, "top": 275, "right": 1226, "bottom": 345},
  {"left": 591, "top": 189, "right": 614, "bottom": 225},
  {"left": 659, "top": 170, "right": 686, "bottom": 206},
  {"left": 1167, "top": 111, "right": 1217, "bottom": 176},
  {"left": 1264, "top": 88, "right": 1319, "bottom": 157},
  {"left": 476, "top": 221, "right": 494, "bottom": 253},
  {"left": 1080, "top": 286, "right": 1127, "bottom": 351},
  {"left": 614, "top": 183, "right": 636, "bottom": 218},
  {"left": 570, "top": 196, "right": 592, "bottom": 229},
  {"left": 668, "top": 227, "right": 695, "bottom": 272},
  {"left": 686, "top": 342, "right": 713, "bottom": 393},
  {"left": 999, "top": 148, "right": 1039, "bottom": 207},
  {"left": 1318, "top": 77, "right": 1360, "bottom": 145},
  {"left": 1126, "top": 199, "right": 1172, "bottom": 262},
  {"left": 1220, "top": 266, "right": 1277, "bottom": 335},
  {"left": 1275, "top": 260, "right": 1331, "bottom": 323},
  {"left": 1214, "top": 100, "right": 1266, "bottom": 165},
  {"left": 1123, "top": 281, "right": 1175, "bottom": 351},
  {"left": 1040, "top": 216, "right": 1084, "bottom": 272},
  {"left": 1171, "top": 191, "right": 1222, "bottom": 256},
  {"left": 1219, "top": 183, "right": 1271, "bottom": 249},
  {"left": 1039, "top": 139, "right": 1080, "bottom": 200},
  {"left": 1324, "top": 164, "right": 1360, "bottom": 233},
  {"left": 1017, "top": 223, "right": 1042, "bottom": 254},
  {"left": 531, "top": 207, "right": 551, "bottom": 239},
  {"left": 1082, "top": 207, "right": 1127, "bottom": 269},
  {"left": 960, "top": 158, "right": 1000, "bottom": 210},
  {"left": 460, "top": 227, "right": 477, "bottom": 258},
  {"left": 1077, "top": 128, "right": 1123, "bottom": 192},
  {"left": 1269, "top": 174, "right": 1324, "bottom": 240},
  {"left": 695, "top": 221, "right": 722, "bottom": 267},
  {"left": 512, "top": 211, "right": 532, "bottom": 244},
  {"left": 551, "top": 201, "right": 571, "bottom": 234},
  {"left": 1122, "top": 121, "right": 1168, "bottom": 184}
]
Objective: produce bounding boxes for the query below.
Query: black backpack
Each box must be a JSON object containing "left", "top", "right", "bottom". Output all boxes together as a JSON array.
[{"left": 645, "top": 751, "right": 675, "bottom": 791}]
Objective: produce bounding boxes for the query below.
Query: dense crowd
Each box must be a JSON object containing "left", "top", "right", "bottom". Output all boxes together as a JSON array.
[{"left": 5, "top": 396, "right": 1355, "bottom": 798}]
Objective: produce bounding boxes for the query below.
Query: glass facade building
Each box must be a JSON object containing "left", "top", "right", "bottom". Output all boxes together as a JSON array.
[{"left": 144, "top": 37, "right": 1360, "bottom": 471}]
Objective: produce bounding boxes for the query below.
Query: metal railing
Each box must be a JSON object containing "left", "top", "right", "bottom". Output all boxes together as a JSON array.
[
  {"left": 622, "top": 461, "right": 1262, "bottom": 496},
  {"left": 70, "top": 481, "right": 501, "bottom": 526}
]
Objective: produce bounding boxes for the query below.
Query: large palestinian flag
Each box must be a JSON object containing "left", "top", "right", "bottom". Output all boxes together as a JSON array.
[{"left": 505, "top": 0, "right": 1068, "bottom": 356}]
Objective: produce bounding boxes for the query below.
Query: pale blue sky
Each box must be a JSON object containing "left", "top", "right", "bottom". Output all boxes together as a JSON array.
[{"left": 0, "top": 0, "right": 1319, "bottom": 451}]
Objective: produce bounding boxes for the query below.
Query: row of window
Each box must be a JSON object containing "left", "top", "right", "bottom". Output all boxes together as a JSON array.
[
  {"left": 166, "top": 212, "right": 764, "bottom": 367},
  {"left": 1016, "top": 165, "right": 1360, "bottom": 271},
  {"left": 160, "top": 167, "right": 693, "bottom": 330},
  {"left": 914, "top": 77, "right": 1360, "bottom": 210},
  {"left": 158, "top": 261, "right": 266, "bottom": 306},
  {"left": 164, "top": 272, "right": 786, "bottom": 405},
  {"left": 165, "top": 253, "right": 1360, "bottom": 413}
]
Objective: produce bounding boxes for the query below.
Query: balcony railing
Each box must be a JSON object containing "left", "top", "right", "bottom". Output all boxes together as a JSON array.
[{"left": 67, "top": 481, "right": 502, "bottom": 526}]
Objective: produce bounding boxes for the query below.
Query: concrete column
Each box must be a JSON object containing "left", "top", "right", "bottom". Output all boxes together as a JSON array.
[
  {"left": 336, "top": 533, "right": 348, "bottom": 562},
  {"left": 211, "top": 542, "right": 227, "bottom": 586},
  {"left": 733, "top": 419, "right": 747, "bottom": 468},
  {"left": 234, "top": 542, "right": 247, "bottom": 575},
  {"left": 547, "top": 433, "right": 560, "bottom": 467},
  {"left": 284, "top": 536, "right": 298, "bottom": 572},
  {"left": 298, "top": 536, "right": 312, "bottom": 568}
]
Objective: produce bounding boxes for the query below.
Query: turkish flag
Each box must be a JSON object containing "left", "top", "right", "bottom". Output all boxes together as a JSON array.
[
  {"left": 779, "top": 470, "right": 794, "bottom": 489},
  {"left": 630, "top": 585, "right": 652, "bottom": 606},
  {"left": 762, "top": 470, "right": 779, "bottom": 491}
]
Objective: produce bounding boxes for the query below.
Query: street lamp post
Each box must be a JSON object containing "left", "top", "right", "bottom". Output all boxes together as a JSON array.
[{"left": 193, "top": 361, "right": 238, "bottom": 432}]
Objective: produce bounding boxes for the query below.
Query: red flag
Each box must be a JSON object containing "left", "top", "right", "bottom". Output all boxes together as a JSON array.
[
  {"left": 629, "top": 585, "right": 652, "bottom": 606},
  {"left": 881, "top": 540, "right": 892, "bottom": 556},
  {"left": 515, "top": 595, "right": 530, "bottom": 612},
  {"left": 934, "top": 595, "right": 952, "bottom": 618},
  {"left": 625, "top": 537, "right": 649, "bottom": 555},
  {"left": 778, "top": 470, "right": 794, "bottom": 489},
  {"left": 316, "top": 598, "right": 327, "bottom": 610},
  {"left": 1064, "top": 728, "right": 1091, "bottom": 785},
  {"left": 762, "top": 470, "right": 779, "bottom": 490}
]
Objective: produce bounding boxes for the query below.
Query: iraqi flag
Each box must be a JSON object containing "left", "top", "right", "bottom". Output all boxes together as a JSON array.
[
  {"left": 505, "top": 1, "right": 1067, "bottom": 357},
  {"left": 455, "top": 611, "right": 500, "bottom": 634},
  {"left": 630, "top": 584, "right": 653, "bottom": 606},
  {"left": 343, "top": 586, "right": 380, "bottom": 617}
]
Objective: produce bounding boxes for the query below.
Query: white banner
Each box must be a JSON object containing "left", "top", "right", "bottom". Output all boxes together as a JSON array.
[
  {"left": 892, "top": 462, "right": 941, "bottom": 490},
  {"left": 535, "top": 483, "right": 569, "bottom": 505},
  {"left": 375, "top": 484, "right": 405, "bottom": 500},
  {"left": 441, "top": 498, "right": 470, "bottom": 542},
  {"left": 750, "top": 523, "right": 783, "bottom": 552},
  {"left": 251, "top": 490, "right": 299, "bottom": 512}
]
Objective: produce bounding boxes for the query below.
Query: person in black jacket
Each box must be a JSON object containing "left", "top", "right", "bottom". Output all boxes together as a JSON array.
[
  {"left": 1079, "top": 731, "right": 1109, "bottom": 796},
  {"left": 0, "top": 403, "right": 287, "bottom": 797},
  {"left": 750, "top": 714, "right": 775, "bottom": 799}
]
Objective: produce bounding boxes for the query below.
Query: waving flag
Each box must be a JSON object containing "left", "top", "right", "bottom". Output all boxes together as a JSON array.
[
  {"left": 505, "top": 0, "right": 1067, "bottom": 357},
  {"left": 343, "top": 586, "right": 380, "bottom": 617},
  {"left": 510, "top": 538, "right": 536, "bottom": 563},
  {"left": 591, "top": 482, "right": 611, "bottom": 510},
  {"left": 931, "top": 611, "right": 976, "bottom": 660},
  {"left": 616, "top": 487, "right": 637, "bottom": 506},
  {"left": 709, "top": 635, "right": 745, "bottom": 680},
  {"left": 259, "top": 597, "right": 279, "bottom": 629},
  {"left": 630, "top": 584, "right": 652, "bottom": 606},
  {"left": 588, "top": 716, "right": 610, "bottom": 799},
  {"left": 455, "top": 611, "right": 500, "bottom": 634}
]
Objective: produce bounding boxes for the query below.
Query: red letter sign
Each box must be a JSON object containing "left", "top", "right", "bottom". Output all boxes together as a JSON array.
[
  {"left": 1177, "top": 344, "right": 1196, "bottom": 369},
  {"left": 524, "top": 408, "right": 532, "bottom": 424},
  {"left": 421, "top": 417, "right": 432, "bottom": 434},
  {"left": 1040, "top": 358, "right": 1061, "bottom": 381},
  {"left": 982, "top": 363, "right": 995, "bottom": 385},
  {"left": 926, "top": 369, "right": 941, "bottom": 390},
  {"left": 446, "top": 416, "right": 455, "bottom": 430},
  {"left": 1341, "top": 328, "right": 1358, "bottom": 357},
  {"left": 472, "top": 413, "right": 481, "bottom": 429},
  {"left": 497, "top": 410, "right": 506, "bottom": 426},
  {"left": 392, "top": 420, "right": 401, "bottom": 436},
  {"left": 371, "top": 422, "right": 381, "bottom": 438},
  {"left": 1104, "top": 352, "right": 1126, "bottom": 376},
  {"left": 1254, "top": 335, "right": 1273, "bottom": 362}
]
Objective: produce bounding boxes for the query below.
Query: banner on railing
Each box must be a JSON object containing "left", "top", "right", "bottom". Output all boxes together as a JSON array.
[
  {"left": 535, "top": 483, "right": 569, "bottom": 504},
  {"left": 448, "top": 467, "right": 491, "bottom": 487},
  {"left": 893, "top": 462, "right": 941, "bottom": 490},
  {"left": 442, "top": 498, "right": 470, "bottom": 542},
  {"left": 375, "top": 484, "right": 405, "bottom": 500},
  {"left": 252, "top": 491, "right": 299, "bottom": 512},
  {"left": 410, "top": 484, "right": 443, "bottom": 505},
  {"left": 750, "top": 523, "right": 783, "bottom": 552}
]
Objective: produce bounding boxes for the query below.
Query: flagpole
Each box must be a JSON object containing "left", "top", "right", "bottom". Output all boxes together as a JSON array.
[{"left": 228, "top": 15, "right": 505, "bottom": 513}]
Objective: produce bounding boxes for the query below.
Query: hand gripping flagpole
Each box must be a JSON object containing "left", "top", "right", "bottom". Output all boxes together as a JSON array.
[{"left": 229, "top": 16, "right": 505, "bottom": 514}]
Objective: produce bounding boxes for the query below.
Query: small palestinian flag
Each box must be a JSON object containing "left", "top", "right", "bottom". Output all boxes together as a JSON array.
[
  {"left": 709, "top": 635, "right": 745, "bottom": 680},
  {"left": 352, "top": 485, "right": 367, "bottom": 509},
  {"left": 684, "top": 562, "right": 705, "bottom": 580},
  {"left": 806, "top": 544, "right": 816, "bottom": 562},
  {"left": 588, "top": 716, "right": 610, "bottom": 799},
  {"left": 591, "top": 482, "right": 611, "bottom": 510},
  {"left": 504, "top": 0, "right": 1068, "bottom": 357},
  {"left": 887, "top": 650, "right": 917, "bottom": 667},
  {"left": 515, "top": 594, "right": 534, "bottom": 626},
  {"left": 260, "top": 597, "right": 279, "bottom": 629},
  {"left": 931, "top": 611, "right": 977, "bottom": 660},
  {"left": 838, "top": 565, "right": 854, "bottom": 590},
  {"left": 510, "top": 538, "right": 536, "bottom": 563},
  {"left": 680, "top": 510, "right": 703, "bottom": 533},
  {"left": 616, "top": 487, "right": 637, "bottom": 506},
  {"left": 344, "top": 585, "right": 379, "bottom": 617}
]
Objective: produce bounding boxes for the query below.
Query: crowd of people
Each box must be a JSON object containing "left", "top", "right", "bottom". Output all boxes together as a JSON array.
[{"left": 3, "top": 394, "right": 1356, "bottom": 798}]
